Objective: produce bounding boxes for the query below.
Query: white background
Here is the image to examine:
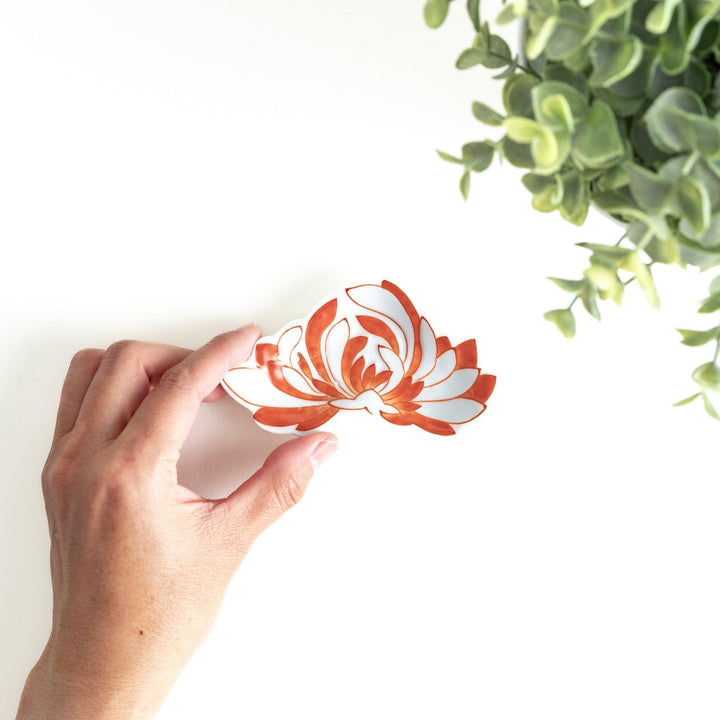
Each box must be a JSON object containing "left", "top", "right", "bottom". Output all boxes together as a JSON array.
[{"left": 1, "top": 2, "right": 718, "bottom": 718}]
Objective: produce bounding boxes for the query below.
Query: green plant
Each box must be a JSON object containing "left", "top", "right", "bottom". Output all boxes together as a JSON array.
[{"left": 426, "top": 0, "right": 720, "bottom": 419}]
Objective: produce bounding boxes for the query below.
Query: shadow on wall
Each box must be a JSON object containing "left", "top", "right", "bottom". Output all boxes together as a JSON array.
[{"left": 0, "top": 318, "right": 289, "bottom": 718}]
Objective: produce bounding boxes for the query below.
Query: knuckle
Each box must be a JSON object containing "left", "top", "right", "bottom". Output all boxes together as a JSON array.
[
  {"left": 103, "top": 449, "right": 139, "bottom": 485},
  {"left": 272, "top": 471, "right": 307, "bottom": 512},
  {"left": 42, "top": 435, "right": 84, "bottom": 491},
  {"left": 161, "top": 362, "right": 197, "bottom": 394},
  {"left": 70, "top": 347, "right": 104, "bottom": 369},
  {"left": 104, "top": 339, "right": 142, "bottom": 366}
]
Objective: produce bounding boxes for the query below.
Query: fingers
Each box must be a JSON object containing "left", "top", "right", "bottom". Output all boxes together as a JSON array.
[
  {"left": 121, "top": 326, "right": 261, "bottom": 464},
  {"left": 73, "top": 341, "right": 194, "bottom": 442},
  {"left": 53, "top": 349, "right": 105, "bottom": 443},
  {"left": 215, "top": 433, "right": 338, "bottom": 543}
]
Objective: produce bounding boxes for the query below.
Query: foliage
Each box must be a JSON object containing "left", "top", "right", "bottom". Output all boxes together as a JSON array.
[{"left": 426, "top": 0, "right": 720, "bottom": 420}]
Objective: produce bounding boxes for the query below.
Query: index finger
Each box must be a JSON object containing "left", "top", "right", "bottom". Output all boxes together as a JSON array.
[{"left": 120, "top": 325, "right": 261, "bottom": 463}]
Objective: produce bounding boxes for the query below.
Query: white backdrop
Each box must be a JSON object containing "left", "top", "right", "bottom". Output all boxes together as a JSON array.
[{"left": 1, "top": 2, "right": 719, "bottom": 718}]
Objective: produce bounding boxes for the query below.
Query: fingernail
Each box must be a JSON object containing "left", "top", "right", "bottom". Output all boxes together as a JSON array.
[
  {"left": 237, "top": 323, "right": 261, "bottom": 335},
  {"left": 310, "top": 439, "right": 338, "bottom": 470}
]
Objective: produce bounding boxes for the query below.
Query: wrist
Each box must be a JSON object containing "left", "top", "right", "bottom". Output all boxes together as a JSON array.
[{"left": 16, "top": 639, "right": 169, "bottom": 720}]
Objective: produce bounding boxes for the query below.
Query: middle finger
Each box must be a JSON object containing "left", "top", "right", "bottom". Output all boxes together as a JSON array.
[{"left": 73, "top": 340, "right": 193, "bottom": 443}]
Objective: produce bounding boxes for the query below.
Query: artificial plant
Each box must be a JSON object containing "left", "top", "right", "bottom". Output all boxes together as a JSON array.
[{"left": 426, "top": 0, "right": 720, "bottom": 418}]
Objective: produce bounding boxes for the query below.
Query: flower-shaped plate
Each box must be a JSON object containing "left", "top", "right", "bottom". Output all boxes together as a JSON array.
[{"left": 221, "top": 280, "right": 496, "bottom": 436}]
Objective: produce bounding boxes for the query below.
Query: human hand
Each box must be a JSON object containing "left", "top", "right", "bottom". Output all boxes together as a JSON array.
[{"left": 16, "top": 327, "right": 338, "bottom": 720}]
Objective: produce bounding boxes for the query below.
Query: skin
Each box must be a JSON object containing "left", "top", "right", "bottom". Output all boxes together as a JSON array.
[{"left": 15, "top": 326, "right": 338, "bottom": 719}]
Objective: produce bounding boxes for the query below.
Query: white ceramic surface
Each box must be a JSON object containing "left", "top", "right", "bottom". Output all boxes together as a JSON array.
[{"left": 222, "top": 280, "right": 496, "bottom": 435}]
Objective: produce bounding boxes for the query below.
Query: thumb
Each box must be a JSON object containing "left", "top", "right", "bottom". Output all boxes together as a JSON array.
[{"left": 218, "top": 433, "right": 338, "bottom": 543}]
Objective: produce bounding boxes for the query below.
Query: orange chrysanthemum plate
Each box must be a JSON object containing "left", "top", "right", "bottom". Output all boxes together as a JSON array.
[{"left": 221, "top": 281, "right": 496, "bottom": 436}]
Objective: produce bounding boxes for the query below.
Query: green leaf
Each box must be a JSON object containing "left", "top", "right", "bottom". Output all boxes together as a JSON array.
[
  {"left": 503, "top": 74, "right": 541, "bottom": 117},
  {"left": 526, "top": 17, "right": 559, "bottom": 60},
  {"left": 693, "top": 362, "right": 720, "bottom": 391},
  {"left": 677, "top": 328, "right": 719, "bottom": 346},
  {"left": 437, "top": 150, "right": 464, "bottom": 165},
  {"left": 456, "top": 47, "right": 488, "bottom": 70},
  {"left": 625, "top": 220, "right": 680, "bottom": 264},
  {"left": 499, "top": 136, "right": 535, "bottom": 168},
  {"left": 493, "top": 57, "right": 518, "bottom": 80},
  {"left": 677, "top": 175, "right": 711, "bottom": 237},
  {"left": 710, "top": 275, "right": 720, "bottom": 294},
  {"left": 503, "top": 117, "right": 561, "bottom": 170},
  {"left": 548, "top": 277, "right": 586, "bottom": 293},
  {"left": 646, "top": 0, "right": 682, "bottom": 34},
  {"left": 648, "top": 111, "right": 720, "bottom": 157},
  {"left": 620, "top": 251, "right": 661, "bottom": 309},
  {"left": 457, "top": 33, "right": 513, "bottom": 70},
  {"left": 699, "top": 293, "right": 720, "bottom": 313},
  {"left": 572, "top": 100, "right": 625, "bottom": 169},
  {"left": 583, "top": 262, "right": 624, "bottom": 304},
  {"left": 460, "top": 171, "right": 471, "bottom": 200},
  {"left": 542, "top": 64, "right": 589, "bottom": 95},
  {"left": 595, "top": 164, "right": 629, "bottom": 191},
  {"left": 581, "top": 285, "right": 602, "bottom": 320},
  {"left": 592, "top": 188, "right": 672, "bottom": 240},
  {"left": 559, "top": 172, "right": 589, "bottom": 225},
  {"left": 672, "top": 392, "right": 701, "bottom": 407},
  {"left": 686, "top": 1, "right": 720, "bottom": 52},
  {"left": 530, "top": 175, "right": 564, "bottom": 211},
  {"left": 424, "top": 0, "right": 450, "bottom": 28},
  {"left": 659, "top": 6, "right": 689, "bottom": 74},
  {"left": 496, "top": 3, "right": 518, "bottom": 24},
  {"left": 535, "top": 0, "right": 560, "bottom": 14},
  {"left": 624, "top": 163, "right": 674, "bottom": 212},
  {"left": 587, "top": 0, "right": 635, "bottom": 32},
  {"left": 538, "top": 94, "right": 575, "bottom": 132},
  {"left": 588, "top": 36, "right": 643, "bottom": 87},
  {"left": 703, "top": 394, "right": 720, "bottom": 420},
  {"left": 484, "top": 34, "right": 513, "bottom": 68},
  {"left": 544, "top": 308, "right": 576, "bottom": 337},
  {"left": 532, "top": 81, "right": 589, "bottom": 126},
  {"left": 644, "top": 88, "right": 709, "bottom": 154},
  {"left": 577, "top": 242, "right": 632, "bottom": 260},
  {"left": 461, "top": 141, "right": 495, "bottom": 172},
  {"left": 467, "top": 0, "right": 481, "bottom": 31},
  {"left": 472, "top": 102, "right": 504, "bottom": 126},
  {"left": 545, "top": 3, "right": 591, "bottom": 60}
]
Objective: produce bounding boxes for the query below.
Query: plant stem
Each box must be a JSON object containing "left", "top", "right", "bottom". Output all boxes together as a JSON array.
[
  {"left": 515, "top": 60, "right": 540, "bottom": 78},
  {"left": 483, "top": 51, "right": 540, "bottom": 78},
  {"left": 682, "top": 152, "right": 700, "bottom": 175}
]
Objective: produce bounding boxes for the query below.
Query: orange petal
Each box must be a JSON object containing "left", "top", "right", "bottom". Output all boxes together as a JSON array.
[
  {"left": 254, "top": 404, "right": 334, "bottom": 428},
  {"left": 380, "top": 411, "right": 413, "bottom": 426},
  {"left": 255, "top": 343, "right": 278, "bottom": 366},
  {"left": 383, "top": 376, "right": 423, "bottom": 402},
  {"left": 373, "top": 370, "right": 393, "bottom": 389},
  {"left": 357, "top": 315, "right": 400, "bottom": 355},
  {"left": 393, "top": 400, "right": 422, "bottom": 412},
  {"left": 361, "top": 363, "right": 377, "bottom": 390},
  {"left": 349, "top": 357, "right": 366, "bottom": 394},
  {"left": 380, "top": 410, "right": 456, "bottom": 435},
  {"left": 454, "top": 339, "right": 477, "bottom": 369},
  {"left": 306, "top": 299, "right": 337, "bottom": 383},
  {"left": 296, "top": 405, "right": 340, "bottom": 431},
  {"left": 341, "top": 335, "right": 368, "bottom": 393},
  {"left": 311, "top": 378, "right": 344, "bottom": 398},
  {"left": 405, "top": 411, "right": 457, "bottom": 436},
  {"left": 462, "top": 373, "right": 496, "bottom": 404},
  {"left": 266, "top": 361, "right": 331, "bottom": 401},
  {"left": 436, "top": 336, "right": 452, "bottom": 355},
  {"left": 381, "top": 280, "right": 423, "bottom": 374}
]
